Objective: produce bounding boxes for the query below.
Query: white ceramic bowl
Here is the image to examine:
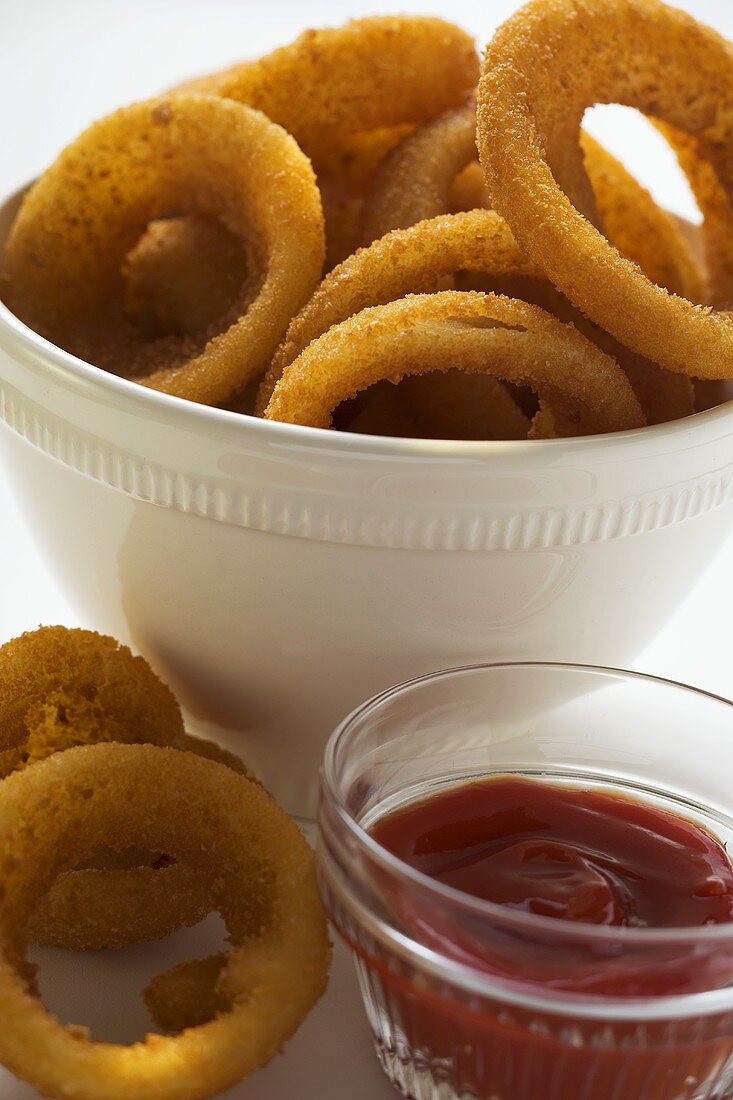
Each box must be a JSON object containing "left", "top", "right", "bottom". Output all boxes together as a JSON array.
[{"left": 1, "top": 185, "right": 732, "bottom": 817}]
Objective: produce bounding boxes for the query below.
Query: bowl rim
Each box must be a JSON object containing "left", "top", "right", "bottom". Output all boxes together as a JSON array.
[{"left": 1, "top": 183, "right": 733, "bottom": 463}]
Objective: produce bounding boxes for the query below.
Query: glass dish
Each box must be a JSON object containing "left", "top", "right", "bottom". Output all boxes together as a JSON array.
[{"left": 318, "top": 663, "right": 733, "bottom": 1100}]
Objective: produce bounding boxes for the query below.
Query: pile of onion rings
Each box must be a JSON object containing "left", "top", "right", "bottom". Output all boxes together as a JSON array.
[
  {"left": 0, "top": 743, "right": 330, "bottom": 1100},
  {"left": 0, "top": 627, "right": 251, "bottom": 952},
  {"left": 2, "top": 3, "right": 732, "bottom": 440},
  {"left": 0, "top": 627, "right": 329, "bottom": 1098}
]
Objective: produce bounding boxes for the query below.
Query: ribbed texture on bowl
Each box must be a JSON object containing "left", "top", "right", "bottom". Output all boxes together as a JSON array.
[
  {"left": 2, "top": 381, "right": 733, "bottom": 550},
  {"left": 356, "top": 960, "right": 733, "bottom": 1100}
]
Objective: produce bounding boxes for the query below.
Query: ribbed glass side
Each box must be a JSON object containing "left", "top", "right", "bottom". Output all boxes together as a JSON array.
[{"left": 355, "top": 958, "right": 733, "bottom": 1100}]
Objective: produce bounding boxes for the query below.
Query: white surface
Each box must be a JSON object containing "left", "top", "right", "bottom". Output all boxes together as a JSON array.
[{"left": 0, "top": 2, "right": 732, "bottom": 1098}]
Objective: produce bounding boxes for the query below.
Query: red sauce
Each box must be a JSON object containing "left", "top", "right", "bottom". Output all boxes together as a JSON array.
[
  {"left": 361, "top": 777, "right": 733, "bottom": 1100},
  {"left": 371, "top": 776, "right": 733, "bottom": 932}
]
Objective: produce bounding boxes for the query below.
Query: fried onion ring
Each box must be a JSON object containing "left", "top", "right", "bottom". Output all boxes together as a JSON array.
[
  {"left": 0, "top": 626, "right": 186, "bottom": 774},
  {"left": 123, "top": 215, "right": 253, "bottom": 340},
  {"left": 257, "top": 207, "right": 678, "bottom": 427},
  {"left": 0, "top": 95, "right": 325, "bottom": 405},
  {"left": 171, "top": 18, "right": 477, "bottom": 274},
  {"left": 361, "top": 101, "right": 478, "bottom": 243},
  {"left": 658, "top": 124, "right": 732, "bottom": 308},
  {"left": 263, "top": 291, "right": 645, "bottom": 436},
  {"left": 477, "top": 0, "right": 733, "bottom": 381},
  {"left": 359, "top": 102, "right": 695, "bottom": 420},
  {"left": 174, "top": 17, "right": 478, "bottom": 170},
  {"left": 581, "top": 132, "right": 704, "bottom": 304},
  {"left": 0, "top": 627, "right": 251, "bottom": 952},
  {"left": 29, "top": 858, "right": 210, "bottom": 954},
  {"left": 362, "top": 100, "right": 702, "bottom": 307},
  {"left": 0, "top": 744, "right": 330, "bottom": 1099},
  {"left": 256, "top": 210, "right": 537, "bottom": 415},
  {"left": 30, "top": 732, "right": 252, "bottom": 953}
]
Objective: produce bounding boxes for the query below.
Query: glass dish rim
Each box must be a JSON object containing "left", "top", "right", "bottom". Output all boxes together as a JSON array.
[{"left": 321, "top": 661, "right": 733, "bottom": 950}]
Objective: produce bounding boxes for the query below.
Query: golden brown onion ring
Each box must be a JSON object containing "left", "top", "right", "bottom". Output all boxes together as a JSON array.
[
  {"left": 0, "top": 627, "right": 250, "bottom": 952},
  {"left": 258, "top": 207, "right": 687, "bottom": 426},
  {"left": 0, "top": 744, "right": 330, "bottom": 1099},
  {"left": 256, "top": 210, "right": 537, "bottom": 414},
  {"left": 30, "top": 860, "right": 211, "bottom": 953},
  {"left": 0, "top": 626, "right": 186, "bottom": 774},
  {"left": 359, "top": 102, "right": 696, "bottom": 420},
  {"left": 362, "top": 102, "right": 478, "bottom": 243},
  {"left": 581, "top": 132, "right": 703, "bottom": 304},
  {"left": 362, "top": 100, "right": 701, "bottom": 313},
  {"left": 30, "top": 732, "right": 253, "bottom": 952},
  {"left": 657, "top": 124, "right": 732, "bottom": 308},
  {"left": 363, "top": 101, "right": 702, "bottom": 306},
  {"left": 174, "top": 17, "right": 479, "bottom": 170},
  {"left": 123, "top": 215, "right": 253, "bottom": 340},
  {"left": 263, "top": 291, "right": 645, "bottom": 436},
  {"left": 477, "top": 0, "right": 733, "bottom": 380},
  {"left": 456, "top": 270, "right": 693, "bottom": 425},
  {"left": 0, "top": 95, "right": 325, "bottom": 405},
  {"left": 168, "top": 18, "right": 477, "bottom": 274}
]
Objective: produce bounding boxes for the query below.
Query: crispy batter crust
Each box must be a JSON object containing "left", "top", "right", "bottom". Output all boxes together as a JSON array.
[
  {"left": 0, "top": 627, "right": 251, "bottom": 952},
  {"left": 0, "top": 95, "right": 325, "bottom": 405},
  {"left": 173, "top": 17, "right": 478, "bottom": 272},
  {"left": 174, "top": 17, "right": 479, "bottom": 169},
  {"left": 477, "top": 0, "right": 733, "bottom": 380},
  {"left": 0, "top": 626, "right": 185, "bottom": 773},
  {"left": 0, "top": 744, "right": 330, "bottom": 1100},
  {"left": 257, "top": 210, "right": 537, "bottom": 414},
  {"left": 360, "top": 102, "right": 696, "bottom": 421},
  {"left": 264, "top": 290, "right": 645, "bottom": 435}
]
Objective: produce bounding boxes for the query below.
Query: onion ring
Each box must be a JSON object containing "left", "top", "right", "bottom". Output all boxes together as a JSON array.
[
  {"left": 171, "top": 18, "right": 477, "bottom": 274},
  {"left": 362, "top": 100, "right": 701, "bottom": 311},
  {"left": 0, "top": 626, "right": 186, "bottom": 774},
  {"left": 362, "top": 100, "right": 702, "bottom": 307},
  {"left": 477, "top": 0, "right": 733, "bottom": 381},
  {"left": 0, "top": 95, "right": 325, "bottom": 405},
  {"left": 361, "top": 101, "right": 478, "bottom": 243},
  {"left": 0, "top": 627, "right": 251, "bottom": 951},
  {"left": 658, "top": 123, "right": 732, "bottom": 308},
  {"left": 174, "top": 17, "right": 478, "bottom": 171},
  {"left": 257, "top": 207, "right": 679, "bottom": 427},
  {"left": 123, "top": 215, "right": 253, "bottom": 341},
  {"left": 359, "top": 101, "right": 696, "bottom": 420},
  {"left": 0, "top": 744, "right": 330, "bottom": 1099},
  {"left": 256, "top": 209, "right": 537, "bottom": 415},
  {"left": 30, "top": 732, "right": 252, "bottom": 953},
  {"left": 122, "top": 18, "right": 477, "bottom": 326},
  {"left": 263, "top": 291, "right": 645, "bottom": 435},
  {"left": 581, "top": 132, "right": 703, "bottom": 304}
]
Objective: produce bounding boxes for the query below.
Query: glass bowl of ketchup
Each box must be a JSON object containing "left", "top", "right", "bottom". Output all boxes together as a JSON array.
[{"left": 317, "top": 663, "right": 733, "bottom": 1100}]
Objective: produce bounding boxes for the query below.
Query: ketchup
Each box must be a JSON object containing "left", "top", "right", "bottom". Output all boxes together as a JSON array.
[
  {"left": 359, "top": 776, "right": 733, "bottom": 1100},
  {"left": 371, "top": 776, "right": 733, "bottom": 931}
]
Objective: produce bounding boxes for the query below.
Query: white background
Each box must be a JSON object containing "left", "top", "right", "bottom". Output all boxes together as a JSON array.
[{"left": 0, "top": 1, "right": 732, "bottom": 1097}]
